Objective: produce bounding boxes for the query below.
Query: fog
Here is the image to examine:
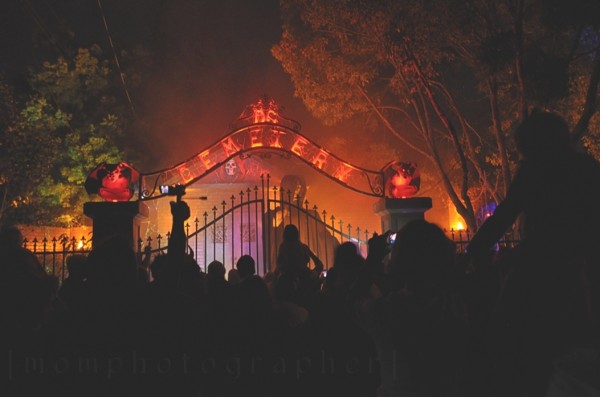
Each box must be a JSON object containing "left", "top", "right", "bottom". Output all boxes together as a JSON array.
[{"left": 1, "top": 0, "right": 450, "bottom": 229}]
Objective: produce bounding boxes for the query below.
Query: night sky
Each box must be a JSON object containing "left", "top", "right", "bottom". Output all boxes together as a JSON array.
[
  {"left": 1, "top": 0, "right": 446, "bottom": 231},
  {"left": 1, "top": 0, "right": 342, "bottom": 170}
]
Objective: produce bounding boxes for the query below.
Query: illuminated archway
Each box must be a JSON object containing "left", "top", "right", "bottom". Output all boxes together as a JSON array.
[{"left": 139, "top": 97, "right": 418, "bottom": 200}]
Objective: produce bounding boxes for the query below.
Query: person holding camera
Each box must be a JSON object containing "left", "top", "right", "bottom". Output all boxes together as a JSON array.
[{"left": 465, "top": 111, "right": 600, "bottom": 396}]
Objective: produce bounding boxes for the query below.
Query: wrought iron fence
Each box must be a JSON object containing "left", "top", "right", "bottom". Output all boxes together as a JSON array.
[
  {"left": 139, "top": 175, "right": 371, "bottom": 274},
  {"left": 24, "top": 175, "right": 373, "bottom": 281},
  {"left": 444, "top": 227, "right": 523, "bottom": 253},
  {"left": 22, "top": 235, "right": 92, "bottom": 282}
]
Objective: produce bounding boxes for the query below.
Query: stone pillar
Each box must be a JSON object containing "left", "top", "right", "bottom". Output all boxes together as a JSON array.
[
  {"left": 373, "top": 197, "right": 433, "bottom": 233},
  {"left": 83, "top": 201, "right": 149, "bottom": 249}
]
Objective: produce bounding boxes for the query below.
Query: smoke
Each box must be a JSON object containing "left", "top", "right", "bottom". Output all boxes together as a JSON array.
[{"left": 124, "top": 0, "right": 315, "bottom": 171}]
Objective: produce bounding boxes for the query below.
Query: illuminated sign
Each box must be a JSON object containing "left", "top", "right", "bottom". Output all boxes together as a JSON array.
[{"left": 139, "top": 98, "right": 398, "bottom": 199}]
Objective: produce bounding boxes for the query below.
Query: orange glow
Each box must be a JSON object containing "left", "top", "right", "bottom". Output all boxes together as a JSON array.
[
  {"left": 311, "top": 150, "right": 329, "bottom": 169},
  {"left": 389, "top": 172, "right": 418, "bottom": 198},
  {"left": 198, "top": 150, "right": 213, "bottom": 169},
  {"left": 177, "top": 165, "right": 194, "bottom": 183},
  {"left": 391, "top": 174, "right": 408, "bottom": 187},
  {"left": 77, "top": 240, "right": 84, "bottom": 250},
  {"left": 267, "top": 128, "right": 285, "bottom": 148},
  {"left": 86, "top": 162, "right": 140, "bottom": 202},
  {"left": 383, "top": 161, "right": 420, "bottom": 199},
  {"left": 290, "top": 137, "right": 309, "bottom": 156},
  {"left": 221, "top": 137, "right": 241, "bottom": 156},
  {"left": 249, "top": 128, "right": 263, "bottom": 147},
  {"left": 455, "top": 221, "right": 465, "bottom": 231},
  {"left": 332, "top": 163, "right": 354, "bottom": 183},
  {"left": 139, "top": 98, "right": 388, "bottom": 198},
  {"left": 251, "top": 98, "right": 279, "bottom": 123}
]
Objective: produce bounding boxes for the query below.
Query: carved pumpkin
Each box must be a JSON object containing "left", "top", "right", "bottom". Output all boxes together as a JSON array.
[
  {"left": 85, "top": 162, "right": 140, "bottom": 202},
  {"left": 382, "top": 161, "right": 420, "bottom": 198}
]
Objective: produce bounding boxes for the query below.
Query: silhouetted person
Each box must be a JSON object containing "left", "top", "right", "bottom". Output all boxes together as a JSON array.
[
  {"left": 227, "top": 268, "right": 241, "bottom": 285},
  {"left": 234, "top": 255, "right": 270, "bottom": 318},
  {"left": 1, "top": 226, "right": 58, "bottom": 335},
  {"left": 361, "top": 220, "right": 466, "bottom": 397},
  {"left": 466, "top": 111, "right": 600, "bottom": 396},
  {"left": 57, "top": 254, "right": 88, "bottom": 312},
  {"left": 322, "top": 241, "right": 365, "bottom": 304},
  {"left": 276, "top": 224, "right": 323, "bottom": 304},
  {"left": 236, "top": 254, "right": 256, "bottom": 280}
]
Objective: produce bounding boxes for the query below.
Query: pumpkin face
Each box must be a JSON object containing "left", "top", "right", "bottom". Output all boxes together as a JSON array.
[
  {"left": 382, "top": 161, "right": 420, "bottom": 198},
  {"left": 85, "top": 162, "right": 140, "bottom": 202}
]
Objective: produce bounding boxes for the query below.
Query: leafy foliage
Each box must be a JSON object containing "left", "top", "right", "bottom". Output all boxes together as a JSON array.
[
  {"left": 273, "top": 0, "right": 600, "bottom": 229},
  {"left": 0, "top": 46, "right": 136, "bottom": 227}
]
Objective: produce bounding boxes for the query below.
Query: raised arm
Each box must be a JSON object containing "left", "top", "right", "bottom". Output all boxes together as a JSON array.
[{"left": 168, "top": 200, "right": 191, "bottom": 265}]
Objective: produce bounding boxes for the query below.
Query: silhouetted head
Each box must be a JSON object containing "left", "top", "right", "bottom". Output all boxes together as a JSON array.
[
  {"left": 333, "top": 241, "right": 362, "bottom": 270},
  {"left": 236, "top": 254, "right": 256, "bottom": 279},
  {"left": 86, "top": 235, "right": 137, "bottom": 289},
  {"left": 207, "top": 260, "right": 226, "bottom": 280},
  {"left": 515, "top": 110, "right": 571, "bottom": 162},
  {"left": 66, "top": 255, "right": 88, "bottom": 280},
  {"left": 0, "top": 226, "right": 23, "bottom": 251},
  {"left": 149, "top": 254, "right": 169, "bottom": 281},
  {"left": 389, "top": 220, "right": 456, "bottom": 292},
  {"left": 274, "top": 272, "right": 298, "bottom": 302},
  {"left": 227, "top": 269, "right": 241, "bottom": 285},
  {"left": 282, "top": 224, "right": 300, "bottom": 242}
]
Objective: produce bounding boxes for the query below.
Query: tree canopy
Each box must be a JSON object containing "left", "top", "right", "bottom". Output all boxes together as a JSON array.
[
  {"left": 0, "top": 45, "right": 139, "bottom": 227},
  {"left": 273, "top": 0, "right": 600, "bottom": 230}
]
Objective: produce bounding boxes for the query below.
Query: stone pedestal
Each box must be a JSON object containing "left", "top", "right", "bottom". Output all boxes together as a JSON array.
[
  {"left": 374, "top": 197, "right": 432, "bottom": 233},
  {"left": 83, "top": 201, "right": 149, "bottom": 249}
]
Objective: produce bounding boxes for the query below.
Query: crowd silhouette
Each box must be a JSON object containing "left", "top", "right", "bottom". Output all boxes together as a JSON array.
[{"left": 2, "top": 111, "right": 600, "bottom": 396}]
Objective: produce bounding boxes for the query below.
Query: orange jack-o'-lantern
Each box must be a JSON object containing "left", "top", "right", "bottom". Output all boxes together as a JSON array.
[
  {"left": 85, "top": 162, "right": 140, "bottom": 202},
  {"left": 382, "top": 161, "right": 420, "bottom": 198}
]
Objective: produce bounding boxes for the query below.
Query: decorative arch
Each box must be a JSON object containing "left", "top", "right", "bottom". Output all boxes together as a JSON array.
[{"left": 139, "top": 97, "right": 411, "bottom": 200}]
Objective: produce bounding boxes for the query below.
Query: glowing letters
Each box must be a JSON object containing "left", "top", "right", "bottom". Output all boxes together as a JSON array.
[
  {"left": 332, "top": 164, "right": 354, "bottom": 183},
  {"left": 178, "top": 165, "right": 194, "bottom": 183},
  {"left": 249, "top": 128, "right": 263, "bottom": 148},
  {"left": 312, "top": 150, "right": 329, "bottom": 169},
  {"left": 198, "top": 151, "right": 214, "bottom": 169},
  {"left": 140, "top": 98, "right": 386, "bottom": 198},
  {"left": 290, "top": 137, "right": 309, "bottom": 157},
  {"left": 221, "top": 137, "right": 241, "bottom": 157},
  {"left": 268, "top": 128, "right": 285, "bottom": 148}
]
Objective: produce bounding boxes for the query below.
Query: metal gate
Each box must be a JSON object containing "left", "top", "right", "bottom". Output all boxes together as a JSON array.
[{"left": 139, "top": 175, "right": 371, "bottom": 275}]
